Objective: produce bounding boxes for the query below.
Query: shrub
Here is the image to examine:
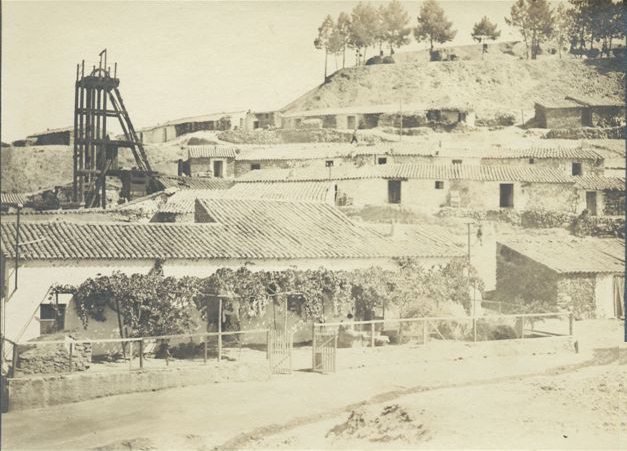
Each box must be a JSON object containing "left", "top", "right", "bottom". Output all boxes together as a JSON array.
[
  {"left": 571, "top": 213, "right": 625, "bottom": 238},
  {"left": 476, "top": 111, "right": 517, "bottom": 127},
  {"left": 365, "top": 55, "right": 383, "bottom": 65},
  {"left": 300, "top": 118, "right": 323, "bottom": 129},
  {"left": 521, "top": 209, "right": 574, "bottom": 229},
  {"left": 381, "top": 56, "right": 395, "bottom": 64}
]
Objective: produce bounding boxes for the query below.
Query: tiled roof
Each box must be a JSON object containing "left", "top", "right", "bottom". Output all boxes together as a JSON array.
[
  {"left": 139, "top": 111, "right": 248, "bottom": 131},
  {"left": 188, "top": 146, "right": 238, "bottom": 159},
  {"left": 237, "top": 163, "right": 576, "bottom": 184},
  {"left": 27, "top": 126, "right": 73, "bottom": 138},
  {"left": 0, "top": 201, "right": 463, "bottom": 261},
  {"left": 499, "top": 238, "right": 624, "bottom": 274},
  {"left": 479, "top": 147, "right": 602, "bottom": 160},
  {"left": 574, "top": 176, "right": 625, "bottom": 191},
  {"left": 1, "top": 193, "right": 29, "bottom": 206},
  {"left": 225, "top": 182, "right": 333, "bottom": 202},
  {"left": 154, "top": 176, "right": 234, "bottom": 190},
  {"left": 158, "top": 182, "right": 333, "bottom": 214},
  {"left": 565, "top": 95, "right": 624, "bottom": 108},
  {"left": 282, "top": 103, "right": 473, "bottom": 118}
]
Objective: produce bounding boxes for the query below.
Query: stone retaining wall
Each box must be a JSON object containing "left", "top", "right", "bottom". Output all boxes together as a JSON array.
[{"left": 7, "top": 360, "right": 270, "bottom": 411}]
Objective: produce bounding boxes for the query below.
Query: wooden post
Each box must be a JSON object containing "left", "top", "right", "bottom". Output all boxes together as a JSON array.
[
  {"left": 519, "top": 316, "right": 524, "bottom": 339},
  {"left": 472, "top": 318, "right": 477, "bottom": 342},
  {"left": 218, "top": 298, "right": 223, "bottom": 362},
  {"left": 203, "top": 336, "right": 208, "bottom": 364},
  {"left": 266, "top": 330, "right": 270, "bottom": 360},
  {"left": 68, "top": 342, "right": 73, "bottom": 372},
  {"left": 139, "top": 339, "right": 144, "bottom": 370},
  {"left": 569, "top": 313, "right": 574, "bottom": 336},
  {"left": 398, "top": 319, "right": 403, "bottom": 345},
  {"left": 422, "top": 319, "right": 428, "bottom": 345},
  {"left": 129, "top": 341, "right": 133, "bottom": 370},
  {"left": 370, "top": 322, "right": 375, "bottom": 348},
  {"left": 11, "top": 343, "right": 19, "bottom": 378},
  {"left": 311, "top": 323, "right": 316, "bottom": 370}
]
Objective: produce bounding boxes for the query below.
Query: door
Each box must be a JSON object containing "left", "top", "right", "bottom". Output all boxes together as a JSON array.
[
  {"left": 213, "top": 160, "right": 224, "bottom": 178},
  {"left": 388, "top": 180, "right": 401, "bottom": 204},
  {"left": 347, "top": 116, "right": 356, "bottom": 130},
  {"left": 582, "top": 108, "right": 593, "bottom": 127},
  {"left": 499, "top": 184, "right": 514, "bottom": 208},
  {"left": 614, "top": 276, "right": 624, "bottom": 318},
  {"left": 586, "top": 191, "right": 598, "bottom": 215}
]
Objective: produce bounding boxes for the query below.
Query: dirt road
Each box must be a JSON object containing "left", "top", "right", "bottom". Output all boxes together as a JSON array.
[{"left": 2, "top": 337, "right": 624, "bottom": 450}]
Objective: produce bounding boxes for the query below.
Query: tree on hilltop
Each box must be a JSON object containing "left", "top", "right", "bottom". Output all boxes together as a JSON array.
[
  {"left": 471, "top": 16, "right": 501, "bottom": 58},
  {"left": 335, "top": 12, "right": 352, "bottom": 68},
  {"left": 349, "top": 2, "right": 380, "bottom": 64},
  {"left": 380, "top": 0, "right": 412, "bottom": 54},
  {"left": 505, "top": 0, "right": 554, "bottom": 60},
  {"left": 314, "top": 15, "right": 336, "bottom": 80},
  {"left": 414, "top": 0, "right": 457, "bottom": 52}
]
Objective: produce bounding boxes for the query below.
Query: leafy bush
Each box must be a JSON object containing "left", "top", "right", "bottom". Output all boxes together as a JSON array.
[
  {"left": 381, "top": 56, "right": 395, "bottom": 64},
  {"left": 475, "top": 111, "right": 517, "bottom": 127},
  {"left": 521, "top": 209, "right": 574, "bottom": 229},
  {"left": 544, "top": 127, "right": 625, "bottom": 139},
  {"left": 572, "top": 212, "right": 625, "bottom": 238},
  {"left": 365, "top": 55, "right": 383, "bottom": 65}
]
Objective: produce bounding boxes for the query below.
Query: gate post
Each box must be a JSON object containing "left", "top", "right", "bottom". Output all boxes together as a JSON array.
[
  {"left": 370, "top": 322, "right": 375, "bottom": 348},
  {"left": 311, "top": 323, "right": 316, "bottom": 370},
  {"left": 422, "top": 319, "right": 428, "bottom": 345}
]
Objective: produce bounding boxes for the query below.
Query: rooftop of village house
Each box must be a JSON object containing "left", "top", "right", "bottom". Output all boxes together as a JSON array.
[
  {"left": 234, "top": 162, "right": 595, "bottom": 184},
  {"left": 0, "top": 198, "right": 466, "bottom": 261},
  {"left": 498, "top": 237, "right": 625, "bottom": 274}
]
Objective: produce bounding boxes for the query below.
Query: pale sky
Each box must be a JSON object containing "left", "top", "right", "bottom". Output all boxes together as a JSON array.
[{"left": 2, "top": 1, "right": 517, "bottom": 141}]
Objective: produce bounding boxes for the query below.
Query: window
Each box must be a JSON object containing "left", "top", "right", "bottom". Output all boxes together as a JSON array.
[
  {"left": 529, "top": 158, "right": 535, "bottom": 164},
  {"left": 251, "top": 163, "right": 261, "bottom": 171},
  {"left": 452, "top": 159, "right": 462, "bottom": 165},
  {"left": 388, "top": 180, "right": 401, "bottom": 204},
  {"left": 499, "top": 183, "right": 514, "bottom": 208},
  {"left": 572, "top": 162, "right": 582, "bottom": 176},
  {"left": 325, "top": 160, "right": 334, "bottom": 167},
  {"left": 435, "top": 181, "right": 444, "bottom": 189},
  {"left": 377, "top": 157, "right": 387, "bottom": 165},
  {"left": 40, "top": 304, "right": 66, "bottom": 335}
]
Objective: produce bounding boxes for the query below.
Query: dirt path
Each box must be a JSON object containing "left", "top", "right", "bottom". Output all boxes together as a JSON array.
[{"left": 2, "top": 343, "right": 622, "bottom": 450}]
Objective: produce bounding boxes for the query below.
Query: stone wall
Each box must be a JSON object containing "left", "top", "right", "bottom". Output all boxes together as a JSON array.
[
  {"left": 538, "top": 107, "right": 583, "bottom": 129},
  {"left": 557, "top": 274, "right": 596, "bottom": 319},
  {"left": 6, "top": 360, "right": 270, "bottom": 411},
  {"left": 15, "top": 338, "right": 92, "bottom": 376}
]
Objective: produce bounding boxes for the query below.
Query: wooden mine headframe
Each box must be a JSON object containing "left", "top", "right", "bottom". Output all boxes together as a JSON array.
[{"left": 73, "top": 49, "right": 152, "bottom": 208}]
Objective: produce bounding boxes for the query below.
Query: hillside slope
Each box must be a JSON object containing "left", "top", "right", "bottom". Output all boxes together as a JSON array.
[{"left": 283, "top": 57, "right": 624, "bottom": 118}]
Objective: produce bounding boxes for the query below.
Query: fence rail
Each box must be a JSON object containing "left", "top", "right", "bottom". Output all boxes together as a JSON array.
[
  {"left": 315, "top": 312, "right": 573, "bottom": 347},
  {"left": 3, "top": 328, "right": 270, "bottom": 378}
]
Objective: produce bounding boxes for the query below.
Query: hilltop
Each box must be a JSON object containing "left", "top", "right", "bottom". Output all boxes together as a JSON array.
[{"left": 283, "top": 51, "right": 624, "bottom": 120}]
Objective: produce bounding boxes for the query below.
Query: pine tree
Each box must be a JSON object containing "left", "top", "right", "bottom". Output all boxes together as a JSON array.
[
  {"left": 349, "top": 2, "right": 380, "bottom": 64},
  {"left": 471, "top": 16, "right": 501, "bottom": 58},
  {"left": 381, "top": 0, "right": 412, "bottom": 54},
  {"left": 414, "top": 0, "right": 457, "bottom": 52},
  {"left": 314, "top": 15, "right": 335, "bottom": 80},
  {"left": 505, "top": 0, "right": 554, "bottom": 60}
]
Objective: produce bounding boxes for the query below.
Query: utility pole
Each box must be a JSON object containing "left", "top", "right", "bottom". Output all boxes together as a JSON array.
[
  {"left": 399, "top": 97, "right": 403, "bottom": 142},
  {"left": 14, "top": 204, "right": 22, "bottom": 290}
]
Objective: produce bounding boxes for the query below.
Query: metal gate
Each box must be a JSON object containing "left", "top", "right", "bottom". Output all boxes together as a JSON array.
[
  {"left": 312, "top": 330, "right": 337, "bottom": 373},
  {"left": 268, "top": 330, "right": 292, "bottom": 374}
]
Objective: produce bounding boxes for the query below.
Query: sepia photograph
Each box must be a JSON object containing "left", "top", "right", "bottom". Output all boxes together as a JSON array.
[{"left": 0, "top": 0, "right": 625, "bottom": 449}]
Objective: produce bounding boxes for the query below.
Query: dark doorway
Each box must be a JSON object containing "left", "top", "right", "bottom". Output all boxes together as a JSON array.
[
  {"left": 572, "top": 162, "right": 582, "bottom": 176},
  {"left": 586, "top": 191, "right": 598, "bottom": 215},
  {"left": 499, "top": 183, "right": 514, "bottom": 208},
  {"left": 213, "top": 160, "right": 224, "bottom": 178},
  {"left": 582, "top": 109, "right": 593, "bottom": 127},
  {"left": 388, "top": 180, "right": 401, "bottom": 204}
]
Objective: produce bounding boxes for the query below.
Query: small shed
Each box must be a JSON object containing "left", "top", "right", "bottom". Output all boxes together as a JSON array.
[
  {"left": 496, "top": 238, "right": 625, "bottom": 319},
  {"left": 26, "top": 127, "right": 74, "bottom": 146},
  {"left": 534, "top": 96, "right": 625, "bottom": 129}
]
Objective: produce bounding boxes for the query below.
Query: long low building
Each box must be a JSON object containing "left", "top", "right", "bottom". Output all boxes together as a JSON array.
[
  {"left": 0, "top": 198, "right": 465, "bottom": 343},
  {"left": 235, "top": 162, "right": 625, "bottom": 214},
  {"left": 182, "top": 143, "right": 606, "bottom": 179}
]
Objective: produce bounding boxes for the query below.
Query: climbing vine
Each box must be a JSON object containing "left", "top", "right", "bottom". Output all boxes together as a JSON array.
[{"left": 68, "top": 260, "right": 484, "bottom": 336}]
